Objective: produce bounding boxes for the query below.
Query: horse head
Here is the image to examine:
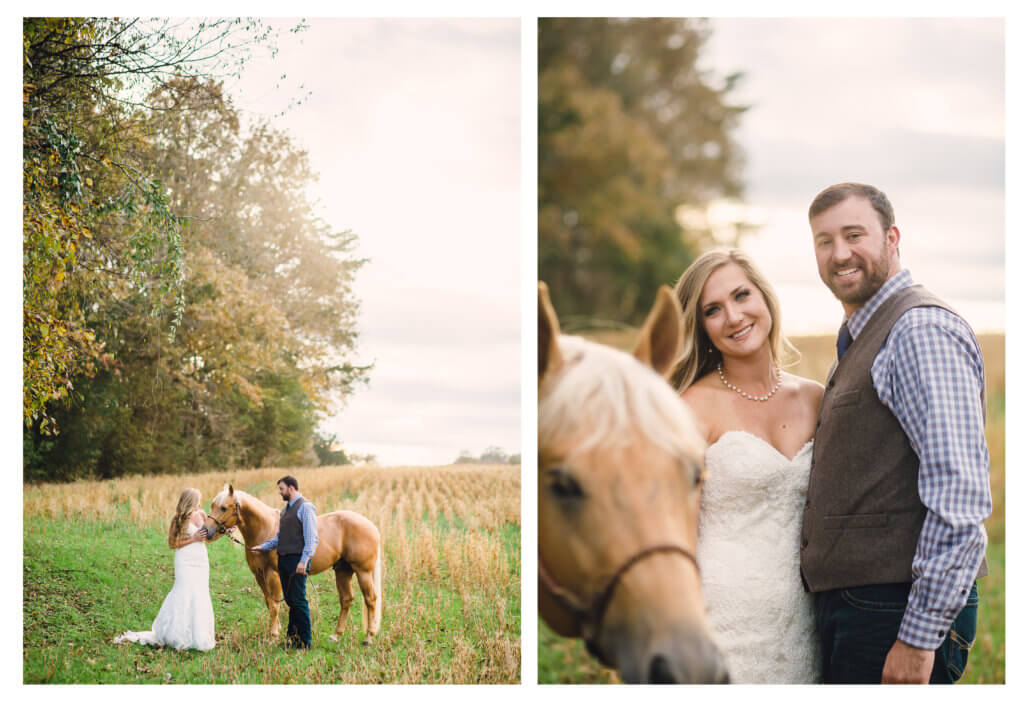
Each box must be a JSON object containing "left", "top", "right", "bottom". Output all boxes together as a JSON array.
[
  {"left": 204, "top": 484, "right": 242, "bottom": 542},
  {"left": 538, "top": 281, "right": 728, "bottom": 683}
]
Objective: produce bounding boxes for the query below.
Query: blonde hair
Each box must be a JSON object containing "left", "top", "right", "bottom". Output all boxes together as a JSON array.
[
  {"left": 670, "top": 248, "right": 798, "bottom": 391},
  {"left": 171, "top": 488, "right": 201, "bottom": 539},
  {"left": 540, "top": 335, "right": 705, "bottom": 462}
]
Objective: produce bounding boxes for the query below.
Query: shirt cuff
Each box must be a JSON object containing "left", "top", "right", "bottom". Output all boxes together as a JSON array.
[{"left": 898, "top": 605, "right": 954, "bottom": 650}]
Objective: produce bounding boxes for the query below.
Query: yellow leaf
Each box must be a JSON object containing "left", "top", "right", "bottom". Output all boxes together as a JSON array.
[{"left": 85, "top": 177, "right": 93, "bottom": 187}]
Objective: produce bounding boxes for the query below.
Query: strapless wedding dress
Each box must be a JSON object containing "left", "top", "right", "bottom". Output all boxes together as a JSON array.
[
  {"left": 114, "top": 523, "right": 215, "bottom": 650},
  {"left": 697, "top": 431, "right": 820, "bottom": 683}
]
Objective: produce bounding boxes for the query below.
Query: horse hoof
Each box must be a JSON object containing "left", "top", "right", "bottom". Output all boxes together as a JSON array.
[{"left": 328, "top": 634, "right": 339, "bottom": 643}]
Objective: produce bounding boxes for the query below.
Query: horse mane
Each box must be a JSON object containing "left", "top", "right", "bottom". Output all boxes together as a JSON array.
[
  {"left": 212, "top": 486, "right": 244, "bottom": 511},
  {"left": 211, "top": 487, "right": 279, "bottom": 529},
  {"left": 540, "top": 334, "right": 704, "bottom": 460}
]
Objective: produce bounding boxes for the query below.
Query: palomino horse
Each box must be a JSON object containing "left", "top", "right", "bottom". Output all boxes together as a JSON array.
[
  {"left": 538, "top": 281, "right": 728, "bottom": 683},
  {"left": 204, "top": 485, "right": 383, "bottom": 644}
]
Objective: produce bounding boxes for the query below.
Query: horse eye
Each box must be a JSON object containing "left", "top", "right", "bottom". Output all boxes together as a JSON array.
[
  {"left": 548, "top": 467, "right": 584, "bottom": 501},
  {"left": 680, "top": 458, "right": 705, "bottom": 488},
  {"left": 691, "top": 458, "right": 708, "bottom": 487},
  {"left": 221, "top": 506, "right": 226, "bottom": 511}
]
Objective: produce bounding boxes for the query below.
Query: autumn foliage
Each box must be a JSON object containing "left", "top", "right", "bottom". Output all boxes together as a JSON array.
[{"left": 23, "top": 19, "right": 367, "bottom": 480}]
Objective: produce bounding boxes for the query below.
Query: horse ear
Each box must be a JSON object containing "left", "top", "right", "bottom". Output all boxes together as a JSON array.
[
  {"left": 228, "top": 484, "right": 234, "bottom": 497},
  {"left": 633, "top": 285, "right": 683, "bottom": 378},
  {"left": 539, "top": 281, "right": 563, "bottom": 383}
]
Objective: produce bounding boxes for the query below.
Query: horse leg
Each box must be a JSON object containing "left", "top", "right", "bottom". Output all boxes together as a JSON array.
[
  {"left": 371, "top": 544, "right": 383, "bottom": 637},
  {"left": 355, "top": 567, "right": 379, "bottom": 645},
  {"left": 253, "top": 569, "right": 277, "bottom": 639},
  {"left": 264, "top": 567, "right": 283, "bottom": 639},
  {"left": 329, "top": 561, "right": 355, "bottom": 643}
]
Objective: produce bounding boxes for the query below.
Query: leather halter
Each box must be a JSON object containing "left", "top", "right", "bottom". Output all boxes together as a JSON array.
[
  {"left": 538, "top": 543, "right": 700, "bottom": 658},
  {"left": 208, "top": 497, "right": 241, "bottom": 535}
]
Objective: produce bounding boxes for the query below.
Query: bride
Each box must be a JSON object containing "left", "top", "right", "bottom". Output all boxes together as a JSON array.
[
  {"left": 671, "top": 249, "right": 823, "bottom": 683},
  {"left": 114, "top": 488, "right": 216, "bottom": 651}
]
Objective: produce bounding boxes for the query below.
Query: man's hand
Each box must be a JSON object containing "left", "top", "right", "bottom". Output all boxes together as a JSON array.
[
  {"left": 882, "top": 640, "right": 935, "bottom": 683},
  {"left": 296, "top": 561, "right": 308, "bottom": 575}
]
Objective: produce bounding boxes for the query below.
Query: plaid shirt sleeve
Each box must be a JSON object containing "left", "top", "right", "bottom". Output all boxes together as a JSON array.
[
  {"left": 298, "top": 501, "right": 319, "bottom": 567},
  {"left": 872, "top": 307, "right": 991, "bottom": 649}
]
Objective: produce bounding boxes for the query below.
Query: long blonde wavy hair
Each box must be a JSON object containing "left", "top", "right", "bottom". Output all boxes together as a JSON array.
[
  {"left": 171, "top": 488, "right": 201, "bottom": 539},
  {"left": 669, "top": 248, "right": 799, "bottom": 392}
]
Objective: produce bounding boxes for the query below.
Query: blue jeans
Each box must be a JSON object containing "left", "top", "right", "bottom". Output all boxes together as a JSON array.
[
  {"left": 816, "top": 582, "right": 979, "bottom": 684},
  {"left": 278, "top": 553, "right": 312, "bottom": 648}
]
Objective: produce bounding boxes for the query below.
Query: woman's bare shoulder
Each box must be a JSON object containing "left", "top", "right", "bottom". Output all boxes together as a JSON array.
[
  {"left": 680, "top": 373, "right": 721, "bottom": 408},
  {"left": 785, "top": 372, "right": 825, "bottom": 408},
  {"left": 680, "top": 373, "right": 724, "bottom": 442}
]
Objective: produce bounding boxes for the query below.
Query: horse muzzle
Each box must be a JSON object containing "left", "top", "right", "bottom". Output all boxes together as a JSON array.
[
  {"left": 599, "top": 623, "right": 730, "bottom": 684},
  {"left": 201, "top": 521, "right": 227, "bottom": 542}
]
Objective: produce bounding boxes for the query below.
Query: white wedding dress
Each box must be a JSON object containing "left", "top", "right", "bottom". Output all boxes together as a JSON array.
[
  {"left": 114, "top": 523, "right": 215, "bottom": 650},
  {"left": 697, "top": 431, "right": 820, "bottom": 683}
]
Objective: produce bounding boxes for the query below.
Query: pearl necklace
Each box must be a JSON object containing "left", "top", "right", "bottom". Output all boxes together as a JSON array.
[{"left": 716, "top": 362, "right": 782, "bottom": 402}]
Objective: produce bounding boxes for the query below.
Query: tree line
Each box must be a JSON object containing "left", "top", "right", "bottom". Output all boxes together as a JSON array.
[
  {"left": 454, "top": 447, "right": 521, "bottom": 465},
  {"left": 23, "top": 18, "right": 368, "bottom": 482}
]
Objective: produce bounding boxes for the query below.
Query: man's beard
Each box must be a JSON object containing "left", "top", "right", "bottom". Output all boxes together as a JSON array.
[{"left": 827, "top": 246, "right": 890, "bottom": 306}]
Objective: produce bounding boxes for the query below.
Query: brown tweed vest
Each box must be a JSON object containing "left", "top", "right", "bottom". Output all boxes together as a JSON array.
[
  {"left": 279, "top": 495, "right": 308, "bottom": 556},
  {"left": 800, "top": 284, "right": 988, "bottom": 592}
]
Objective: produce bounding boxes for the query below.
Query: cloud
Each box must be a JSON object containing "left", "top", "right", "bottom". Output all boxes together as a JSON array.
[
  {"left": 744, "top": 130, "right": 1003, "bottom": 202},
  {"left": 703, "top": 17, "right": 1005, "bottom": 333},
  {"left": 226, "top": 19, "right": 522, "bottom": 465}
]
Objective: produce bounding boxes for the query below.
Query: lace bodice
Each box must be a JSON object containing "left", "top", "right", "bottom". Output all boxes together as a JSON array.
[{"left": 697, "top": 431, "right": 820, "bottom": 683}]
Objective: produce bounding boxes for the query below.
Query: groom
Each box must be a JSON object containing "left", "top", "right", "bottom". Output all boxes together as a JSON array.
[
  {"left": 251, "top": 476, "right": 319, "bottom": 649},
  {"left": 800, "top": 183, "right": 991, "bottom": 683}
]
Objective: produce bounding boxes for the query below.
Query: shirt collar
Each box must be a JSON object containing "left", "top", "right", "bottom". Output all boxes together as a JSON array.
[
  {"left": 845, "top": 269, "right": 914, "bottom": 339},
  {"left": 287, "top": 493, "right": 302, "bottom": 509}
]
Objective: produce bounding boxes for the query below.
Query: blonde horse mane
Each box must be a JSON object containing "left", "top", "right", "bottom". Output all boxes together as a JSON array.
[
  {"left": 211, "top": 486, "right": 271, "bottom": 513},
  {"left": 539, "top": 334, "right": 704, "bottom": 461}
]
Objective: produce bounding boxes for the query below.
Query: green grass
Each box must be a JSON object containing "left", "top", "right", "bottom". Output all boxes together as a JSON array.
[
  {"left": 962, "top": 540, "right": 1005, "bottom": 684},
  {"left": 538, "top": 622, "right": 618, "bottom": 684},
  {"left": 24, "top": 516, "right": 520, "bottom": 683}
]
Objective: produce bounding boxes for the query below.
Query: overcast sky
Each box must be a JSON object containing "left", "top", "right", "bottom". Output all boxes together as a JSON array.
[
  {"left": 700, "top": 17, "right": 1004, "bottom": 334},
  {"left": 228, "top": 19, "right": 521, "bottom": 466}
]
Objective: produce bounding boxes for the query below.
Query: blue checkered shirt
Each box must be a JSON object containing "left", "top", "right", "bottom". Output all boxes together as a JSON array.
[
  {"left": 844, "top": 269, "right": 991, "bottom": 650},
  {"left": 256, "top": 495, "right": 319, "bottom": 567}
]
